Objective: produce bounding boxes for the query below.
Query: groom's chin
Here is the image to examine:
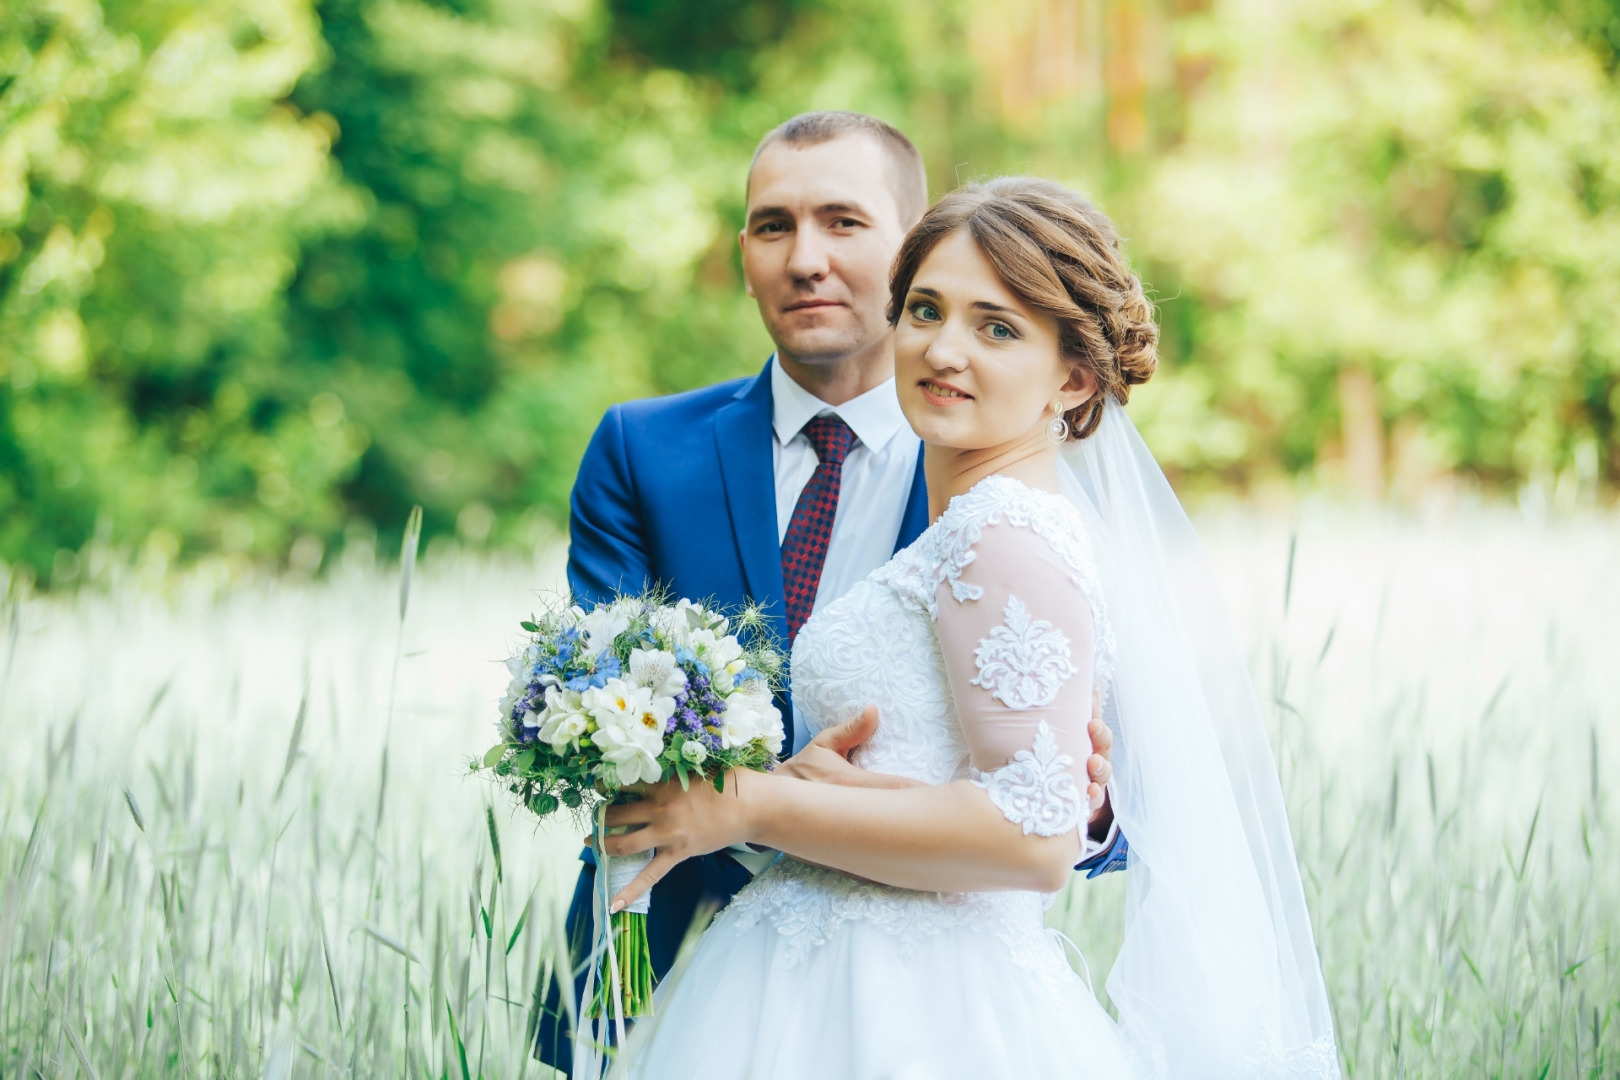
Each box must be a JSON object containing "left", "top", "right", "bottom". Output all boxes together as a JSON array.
[{"left": 772, "top": 322, "right": 873, "bottom": 365}]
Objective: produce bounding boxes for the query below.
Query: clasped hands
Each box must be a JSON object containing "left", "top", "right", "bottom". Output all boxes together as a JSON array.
[{"left": 593, "top": 697, "right": 1115, "bottom": 914}]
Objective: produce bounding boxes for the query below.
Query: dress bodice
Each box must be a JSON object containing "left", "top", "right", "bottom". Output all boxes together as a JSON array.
[
  {"left": 723, "top": 475, "right": 1112, "bottom": 979},
  {"left": 791, "top": 473, "right": 1112, "bottom": 783}
]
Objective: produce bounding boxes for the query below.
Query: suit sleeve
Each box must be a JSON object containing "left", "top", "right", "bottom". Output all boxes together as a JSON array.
[{"left": 567, "top": 405, "right": 654, "bottom": 606}]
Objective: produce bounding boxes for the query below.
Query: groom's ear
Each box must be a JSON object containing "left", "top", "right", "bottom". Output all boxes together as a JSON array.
[{"left": 738, "top": 229, "right": 755, "bottom": 298}]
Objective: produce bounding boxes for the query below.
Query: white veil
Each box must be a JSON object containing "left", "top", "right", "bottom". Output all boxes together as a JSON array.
[{"left": 1059, "top": 400, "right": 1340, "bottom": 1079}]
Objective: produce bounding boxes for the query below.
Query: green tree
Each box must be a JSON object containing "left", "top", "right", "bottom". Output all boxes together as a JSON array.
[
  {"left": 0, "top": 0, "right": 359, "bottom": 580},
  {"left": 1129, "top": 0, "right": 1620, "bottom": 497},
  {"left": 3, "top": 0, "right": 1617, "bottom": 586}
]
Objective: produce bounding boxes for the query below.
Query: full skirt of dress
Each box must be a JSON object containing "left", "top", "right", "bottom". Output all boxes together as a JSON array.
[{"left": 621, "top": 859, "right": 1137, "bottom": 1080}]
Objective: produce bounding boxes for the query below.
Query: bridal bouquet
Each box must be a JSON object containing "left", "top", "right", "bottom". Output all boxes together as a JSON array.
[{"left": 478, "top": 595, "right": 784, "bottom": 1019}]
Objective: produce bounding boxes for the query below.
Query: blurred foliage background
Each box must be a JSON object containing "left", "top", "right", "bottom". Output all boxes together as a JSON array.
[{"left": 2, "top": 0, "right": 1618, "bottom": 584}]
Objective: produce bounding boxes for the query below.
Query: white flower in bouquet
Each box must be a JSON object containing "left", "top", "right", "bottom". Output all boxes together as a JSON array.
[
  {"left": 497, "top": 645, "right": 542, "bottom": 719},
  {"left": 628, "top": 647, "right": 688, "bottom": 698},
  {"left": 579, "top": 604, "right": 633, "bottom": 659},
  {"left": 648, "top": 599, "right": 704, "bottom": 649},
  {"left": 718, "top": 684, "right": 783, "bottom": 754},
  {"left": 585, "top": 678, "right": 673, "bottom": 785},
  {"left": 711, "top": 657, "right": 748, "bottom": 695},
  {"left": 680, "top": 740, "right": 709, "bottom": 766},
  {"left": 498, "top": 675, "right": 528, "bottom": 723},
  {"left": 690, "top": 627, "right": 744, "bottom": 671},
  {"left": 538, "top": 685, "right": 590, "bottom": 749}
]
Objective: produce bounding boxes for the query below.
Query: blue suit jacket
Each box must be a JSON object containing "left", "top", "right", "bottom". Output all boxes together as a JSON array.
[
  {"left": 565, "top": 360, "right": 931, "bottom": 726},
  {"left": 534, "top": 360, "right": 1126, "bottom": 1070}
]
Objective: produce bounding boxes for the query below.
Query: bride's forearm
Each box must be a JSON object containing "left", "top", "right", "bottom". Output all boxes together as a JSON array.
[{"left": 739, "top": 770, "right": 1079, "bottom": 894}]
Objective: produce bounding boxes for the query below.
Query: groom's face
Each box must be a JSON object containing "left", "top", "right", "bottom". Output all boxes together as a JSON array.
[{"left": 740, "top": 135, "right": 909, "bottom": 368}]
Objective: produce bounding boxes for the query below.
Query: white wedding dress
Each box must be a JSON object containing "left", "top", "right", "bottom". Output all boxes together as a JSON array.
[{"left": 624, "top": 474, "right": 1138, "bottom": 1079}]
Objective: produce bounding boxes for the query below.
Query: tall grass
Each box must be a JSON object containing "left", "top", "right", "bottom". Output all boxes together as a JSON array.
[
  {"left": 1053, "top": 503, "right": 1620, "bottom": 1077},
  {"left": 0, "top": 544, "right": 580, "bottom": 1079},
  {"left": 3, "top": 504, "right": 1617, "bottom": 1078}
]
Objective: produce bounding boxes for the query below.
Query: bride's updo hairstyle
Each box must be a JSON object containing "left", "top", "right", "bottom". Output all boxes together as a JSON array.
[{"left": 887, "top": 178, "right": 1158, "bottom": 440}]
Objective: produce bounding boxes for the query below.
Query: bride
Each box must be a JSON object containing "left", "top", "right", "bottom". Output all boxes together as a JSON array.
[{"left": 588, "top": 178, "right": 1339, "bottom": 1079}]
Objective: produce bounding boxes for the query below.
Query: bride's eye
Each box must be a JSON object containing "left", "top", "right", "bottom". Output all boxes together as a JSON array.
[
  {"left": 909, "top": 300, "right": 940, "bottom": 322},
  {"left": 986, "top": 321, "right": 1015, "bottom": 340}
]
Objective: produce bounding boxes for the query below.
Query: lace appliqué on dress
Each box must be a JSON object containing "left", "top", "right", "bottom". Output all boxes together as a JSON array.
[
  {"left": 871, "top": 475, "right": 1116, "bottom": 695},
  {"left": 971, "top": 596, "right": 1075, "bottom": 710},
  {"left": 722, "top": 858, "right": 1075, "bottom": 993},
  {"left": 972, "top": 719, "right": 1084, "bottom": 837}
]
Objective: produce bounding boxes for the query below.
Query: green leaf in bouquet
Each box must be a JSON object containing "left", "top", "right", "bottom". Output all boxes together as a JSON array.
[
  {"left": 514, "top": 747, "right": 537, "bottom": 773},
  {"left": 482, "top": 743, "right": 507, "bottom": 769},
  {"left": 712, "top": 769, "right": 725, "bottom": 794},
  {"left": 520, "top": 620, "right": 540, "bottom": 632},
  {"left": 685, "top": 605, "right": 707, "bottom": 630},
  {"left": 673, "top": 756, "right": 690, "bottom": 791}
]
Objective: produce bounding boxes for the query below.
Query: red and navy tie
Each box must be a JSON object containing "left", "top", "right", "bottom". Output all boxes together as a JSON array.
[{"left": 781, "top": 415, "right": 856, "bottom": 644}]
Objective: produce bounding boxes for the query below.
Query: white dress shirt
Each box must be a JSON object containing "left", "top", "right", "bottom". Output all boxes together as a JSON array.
[{"left": 770, "top": 356, "right": 922, "bottom": 751}]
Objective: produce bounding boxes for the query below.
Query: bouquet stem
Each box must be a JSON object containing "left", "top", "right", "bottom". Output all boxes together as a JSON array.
[{"left": 591, "top": 911, "right": 654, "bottom": 1018}]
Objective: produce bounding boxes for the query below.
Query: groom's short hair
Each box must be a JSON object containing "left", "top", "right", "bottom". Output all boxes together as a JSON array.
[{"left": 748, "top": 111, "right": 929, "bottom": 228}]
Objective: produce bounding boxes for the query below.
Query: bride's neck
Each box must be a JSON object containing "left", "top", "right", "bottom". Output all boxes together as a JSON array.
[{"left": 924, "top": 430, "right": 1062, "bottom": 521}]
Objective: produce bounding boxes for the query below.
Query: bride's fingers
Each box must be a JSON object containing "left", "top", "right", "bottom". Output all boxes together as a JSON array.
[
  {"left": 610, "top": 850, "right": 680, "bottom": 914},
  {"left": 601, "top": 823, "right": 659, "bottom": 857},
  {"left": 603, "top": 801, "right": 655, "bottom": 827}
]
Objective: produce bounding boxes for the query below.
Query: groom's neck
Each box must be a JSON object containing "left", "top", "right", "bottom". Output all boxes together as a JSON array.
[{"left": 777, "top": 339, "right": 895, "bottom": 407}]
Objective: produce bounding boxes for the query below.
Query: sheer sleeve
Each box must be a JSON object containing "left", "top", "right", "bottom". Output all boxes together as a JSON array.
[{"left": 934, "top": 516, "right": 1102, "bottom": 840}]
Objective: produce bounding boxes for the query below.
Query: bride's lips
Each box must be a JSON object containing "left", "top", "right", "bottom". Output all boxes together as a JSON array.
[{"left": 918, "top": 378, "right": 973, "bottom": 407}]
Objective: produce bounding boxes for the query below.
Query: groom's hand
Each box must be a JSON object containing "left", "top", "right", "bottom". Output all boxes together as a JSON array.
[
  {"left": 1086, "top": 688, "right": 1115, "bottom": 836},
  {"left": 777, "top": 706, "right": 922, "bottom": 790}
]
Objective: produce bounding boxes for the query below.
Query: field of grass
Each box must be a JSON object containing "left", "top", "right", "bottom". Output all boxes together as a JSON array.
[{"left": 3, "top": 503, "right": 1618, "bottom": 1078}]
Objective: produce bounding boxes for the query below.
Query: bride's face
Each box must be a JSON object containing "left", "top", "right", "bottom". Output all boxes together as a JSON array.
[{"left": 894, "top": 228, "right": 1089, "bottom": 452}]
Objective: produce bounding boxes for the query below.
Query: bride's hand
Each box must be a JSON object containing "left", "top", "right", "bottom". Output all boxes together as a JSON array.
[
  {"left": 595, "top": 771, "right": 762, "bottom": 913},
  {"left": 777, "top": 707, "right": 922, "bottom": 790}
]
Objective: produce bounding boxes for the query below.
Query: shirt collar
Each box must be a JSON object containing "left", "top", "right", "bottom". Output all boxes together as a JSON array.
[{"left": 769, "top": 354, "right": 909, "bottom": 453}]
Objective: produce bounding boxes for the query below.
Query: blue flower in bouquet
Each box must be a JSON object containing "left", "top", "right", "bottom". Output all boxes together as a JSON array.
[
  {"left": 565, "top": 652, "right": 622, "bottom": 692},
  {"left": 673, "top": 645, "right": 708, "bottom": 677}
]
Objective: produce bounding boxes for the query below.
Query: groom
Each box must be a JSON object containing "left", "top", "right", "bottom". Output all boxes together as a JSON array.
[{"left": 534, "top": 111, "right": 1126, "bottom": 1071}]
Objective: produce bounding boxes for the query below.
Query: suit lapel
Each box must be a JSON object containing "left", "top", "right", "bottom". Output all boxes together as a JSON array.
[
  {"left": 714, "top": 362, "right": 786, "bottom": 638},
  {"left": 894, "top": 441, "right": 930, "bottom": 554}
]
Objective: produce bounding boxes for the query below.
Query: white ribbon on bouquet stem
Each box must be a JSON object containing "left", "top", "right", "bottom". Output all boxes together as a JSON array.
[{"left": 572, "top": 801, "right": 652, "bottom": 1080}]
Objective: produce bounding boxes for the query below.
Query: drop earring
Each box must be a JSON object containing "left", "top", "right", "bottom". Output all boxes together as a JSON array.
[{"left": 1046, "top": 399, "right": 1069, "bottom": 444}]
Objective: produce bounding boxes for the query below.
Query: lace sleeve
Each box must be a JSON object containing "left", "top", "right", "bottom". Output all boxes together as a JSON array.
[{"left": 934, "top": 514, "right": 1098, "bottom": 839}]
